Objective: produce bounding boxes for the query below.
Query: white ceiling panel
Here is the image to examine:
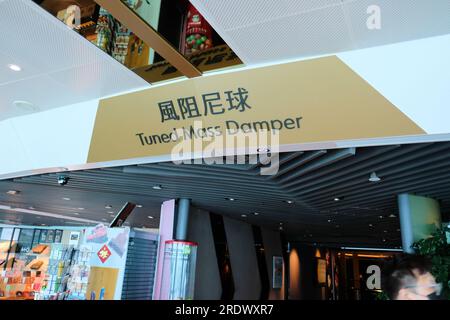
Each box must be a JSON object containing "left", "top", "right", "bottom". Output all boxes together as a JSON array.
[
  {"left": 0, "top": 75, "right": 78, "bottom": 119},
  {"left": 0, "top": 0, "right": 149, "bottom": 121},
  {"left": 343, "top": 0, "right": 450, "bottom": 48},
  {"left": 191, "top": 0, "right": 450, "bottom": 65},
  {"left": 227, "top": 4, "right": 354, "bottom": 63},
  {"left": 0, "top": 50, "right": 49, "bottom": 86},
  {"left": 194, "top": 0, "right": 350, "bottom": 32}
]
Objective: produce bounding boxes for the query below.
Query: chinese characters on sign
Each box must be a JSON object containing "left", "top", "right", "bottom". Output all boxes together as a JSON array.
[
  {"left": 158, "top": 88, "right": 251, "bottom": 123},
  {"left": 97, "top": 244, "right": 112, "bottom": 264}
]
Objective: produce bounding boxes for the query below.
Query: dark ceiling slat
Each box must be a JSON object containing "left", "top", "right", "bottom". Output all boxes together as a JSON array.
[
  {"left": 281, "top": 145, "right": 401, "bottom": 191},
  {"left": 125, "top": 164, "right": 271, "bottom": 183},
  {"left": 23, "top": 170, "right": 286, "bottom": 195},
  {"left": 65, "top": 173, "right": 289, "bottom": 197},
  {"left": 152, "top": 162, "right": 263, "bottom": 177},
  {"left": 7, "top": 141, "right": 450, "bottom": 248},
  {"left": 288, "top": 143, "right": 435, "bottom": 193},
  {"left": 277, "top": 148, "right": 355, "bottom": 184},
  {"left": 266, "top": 150, "right": 326, "bottom": 179},
  {"left": 291, "top": 143, "right": 450, "bottom": 196},
  {"left": 312, "top": 179, "right": 450, "bottom": 209},
  {"left": 299, "top": 158, "right": 450, "bottom": 203}
]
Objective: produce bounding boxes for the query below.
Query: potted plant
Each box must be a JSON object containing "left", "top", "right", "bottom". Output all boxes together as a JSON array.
[{"left": 412, "top": 228, "right": 450, "bottom": 299}]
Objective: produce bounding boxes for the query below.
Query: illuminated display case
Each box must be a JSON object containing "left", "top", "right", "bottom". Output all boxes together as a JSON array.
[{"left": 160, "top": 240, "right": 198, "bottom": 300}]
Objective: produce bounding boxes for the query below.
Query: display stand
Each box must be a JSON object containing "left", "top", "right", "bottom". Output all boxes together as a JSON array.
[{"left": 160, "top": 240, "right": 198, "bottom": 300}]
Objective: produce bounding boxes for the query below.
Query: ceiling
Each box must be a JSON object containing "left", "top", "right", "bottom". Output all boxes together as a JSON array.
[
  {"left": 191, "top": 0, "right": 450, "bottom": 65},
  {"left": 2, "top": 0, "right": 449, "bottom": 121},
  {"left": 0, "top": 180, "right": 162, "bottom": 229},
  {"left": 1, "top": 141, "right": 449, "bottom": 248},
  {"left": 0, "top": 0, "right": 148, "bottom": 121}
]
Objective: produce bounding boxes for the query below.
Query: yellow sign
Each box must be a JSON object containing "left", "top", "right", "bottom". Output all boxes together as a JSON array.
[{"left": 88, "top": 56, "right": 424, "bottom": 163}]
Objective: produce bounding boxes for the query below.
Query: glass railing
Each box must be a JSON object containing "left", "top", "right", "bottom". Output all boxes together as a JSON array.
[{"left": 33, "top": 0, "right": 243, "bottom": 84}]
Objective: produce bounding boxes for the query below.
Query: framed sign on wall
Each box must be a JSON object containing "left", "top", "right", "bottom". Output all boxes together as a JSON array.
[
  {"left": 272, "top": 256, "right": 283, "bottom": 289},
  {"left": 317, "top": 258, "right": 327, "bottom": 285}
]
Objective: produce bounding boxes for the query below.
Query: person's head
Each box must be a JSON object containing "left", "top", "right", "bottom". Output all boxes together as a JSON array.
[{"left": 383, "top": 254, "right": 443, "bottom": 300}]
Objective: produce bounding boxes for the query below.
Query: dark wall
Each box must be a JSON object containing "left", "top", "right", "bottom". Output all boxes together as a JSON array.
[
  {"left": 187, "top": 207, "right": 222, "bottom": 299},
  {"left": 223, "top": 216, "right": 261, "bottom": 300},
  {"left": 261, "top": 228, "right": 285, "bottom": 300},
  {"left": 187, "top": 208, "right": 284, "bottom": 300},
  {"left": 289, "top": 243, "right": 322, "bottom": 300}
]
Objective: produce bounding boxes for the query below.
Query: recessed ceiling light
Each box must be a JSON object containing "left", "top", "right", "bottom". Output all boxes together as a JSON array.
[
  {"left": 136, "top": 204, "right": 143, "bottom": 208},
  {"left": 147, "top": 216, "right": 154, "bottom": 219},
  {"left": 334, "top": 197, "right": 340, "bottom": 201},
  {"left": 107, "top": 211, "right": 115, "bottom": 214},
  {"left": 327, "top": 219, "right": 332, "bottom": 223},
  {"left": 388, "top": 214, "right": 397, "bottom": 218},
  {"left": 41, "top": 224, "right": 46, "bottom": 226},
  {"left": 105, "top": 205, "right": 112, "bottom": 209},
  {"left": 13, "top": 100, "right": 39, "bottom": 112},
  {"left": 241, "top": 214, "right": 247, "bottom": 218},
  {"left": 152, "top": 185, "right": 163, "bottom": 190},
  {"left": 383, "top": 230, "right": 388, "bottom": 233},
  {"left": 285, "top": 200, "right": 294, "bottom": 204},
  {"left": 6, "top": 190, "right": 20, "bottom": 195},
  {"left": 8, "top": 64, "right": 21, "bottom": 72},
  {"left": 382, "top": 239, "right": 386, "bottom": 242},
  {"left": 225, "top": 197, "right": 235, "bottom": 201},
  {"left": 62, "top": 197, "right": 71, "bottom": 201},
  {"left": 72, "top": 212, "right": 80, "bottom": 216},
  {"left": 369, "top": 172, "right": 381, "bottom": 182},
  {"left": 379, "top": 215, "right": 384, "bottom": 219},
  {"left": 253, "top": 212, "right": 260, "bottom": 216},
  {"left": 78, "top": 208, "right": 85, "bottom": 210},
  {"left": 369, "top": 224, "right": 374, "bottom": 227},
  {"left": 29, "top": 206, "right": 35, "bottom": 210}
]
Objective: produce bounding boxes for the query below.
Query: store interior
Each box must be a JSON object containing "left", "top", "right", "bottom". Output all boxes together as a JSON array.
[{"left": 32, "top": 0, "right": 243, "bottom": 84}]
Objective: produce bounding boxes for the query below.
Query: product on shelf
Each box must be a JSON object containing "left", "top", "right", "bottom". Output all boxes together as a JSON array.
[
  {"left": 183, "top": 3, "right": 213, "bottom": 55},
  {"left": 125, "top": 35, "right": 150, "bottom": 69},
  {"left": 36, "top": 244, "right": 93, "bottom": 300},
  {"left": 31, "top": 244, "right": 48, "bottom": 254},
  {"left": 86, "top": 224, "right": 108, "bottom": 244},
  {"left": 30, "top": 260, "right": 44, "bottom": 270},
  {"left": 41, "top": 0, "right": 97, "bottom": 19},
  {"left": 0, "top": 241, "right": 10, "bottom": 253},
  {"left": 95, "top": 8, "right": 114, "bottom": 53},
  {"left": 95, "top": 1, "right": 139, "bottom": 65}
]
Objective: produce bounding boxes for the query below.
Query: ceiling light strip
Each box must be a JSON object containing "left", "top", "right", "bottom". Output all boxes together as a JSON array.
[
  {"left": 94, "top": 0, "right": 202, "bottom": 78},
  {"left": 341, "top": 247, "right": 403, "bottom": 252},
  {"left": 0, "top": 204, "right": 101, "bottom": 224}
]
